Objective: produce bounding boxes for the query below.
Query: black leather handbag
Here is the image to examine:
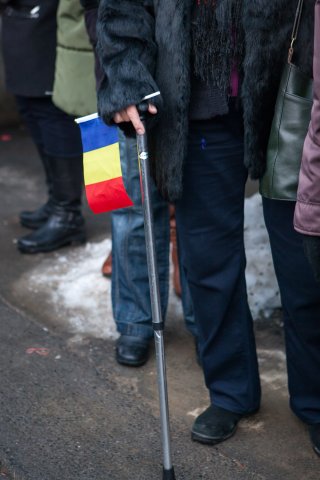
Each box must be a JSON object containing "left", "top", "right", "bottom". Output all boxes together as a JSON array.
[{"left": 260, "top": 0, "right": 313, "bottom": 201}]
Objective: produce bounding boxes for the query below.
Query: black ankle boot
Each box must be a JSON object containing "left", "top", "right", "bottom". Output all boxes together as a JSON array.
[
  {"left": 18, "top": 155, "right": 85, "bottom": 253},
  {"left": 18, "top": 205, "right": 86, "bottom": 253},
  {"left": 20, "top": 199, "right": 55, "bottom": 229}
]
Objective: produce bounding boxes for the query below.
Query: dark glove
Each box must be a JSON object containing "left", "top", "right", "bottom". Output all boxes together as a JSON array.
[{"left": 303, "top": 235, "right": 320, "bottom": 284}]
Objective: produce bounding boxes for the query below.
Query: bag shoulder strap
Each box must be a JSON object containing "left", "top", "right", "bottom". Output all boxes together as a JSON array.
[{"left": 288, "top": 0, "right": 305, "bottom": 63}]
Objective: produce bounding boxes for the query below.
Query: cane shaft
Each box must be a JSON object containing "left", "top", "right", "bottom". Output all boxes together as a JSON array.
[{"left": 137, "top": 128, "right": 174, "bottom": 474}]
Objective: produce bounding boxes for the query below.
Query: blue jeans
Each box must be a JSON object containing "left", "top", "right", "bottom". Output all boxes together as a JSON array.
[{"left": 111, "top": 131, "right": 197, "bottom": 340}]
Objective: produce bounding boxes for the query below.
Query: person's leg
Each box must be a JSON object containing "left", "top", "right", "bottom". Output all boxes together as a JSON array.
[
  {"left": 15, "top": 96, "right": 54, "bottom": 228},
  {"left": 111, "top": 130, "right": 170, "bottom": 365},
  {"left": 175, "top": 114, "right": 261, "bottom": 443},
  {"left": 17, "top": 97, "right": 85, "bottom": 253},
  {"left": 263, "top": 198, "right": 320, "bottom": 453}
]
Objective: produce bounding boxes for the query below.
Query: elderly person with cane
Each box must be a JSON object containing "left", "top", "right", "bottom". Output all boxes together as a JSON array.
[{"left": 97, "top": 0, "right": 320, "bottom": 456}]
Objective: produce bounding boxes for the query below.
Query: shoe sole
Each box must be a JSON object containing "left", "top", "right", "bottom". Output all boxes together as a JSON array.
[
  {"left": 191, "top": 425, "right": 237, "bottom": 445},
  {"left": 18, "top": 234, "right": 86, "bottom": 254},
  {"left": 116, "top": 354, "right": 148, "bottom": 367}
]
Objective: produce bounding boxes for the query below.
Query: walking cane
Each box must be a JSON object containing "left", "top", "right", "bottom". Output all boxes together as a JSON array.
[{"left": 136, "top": 93, "right": 176, "bottom": 480}]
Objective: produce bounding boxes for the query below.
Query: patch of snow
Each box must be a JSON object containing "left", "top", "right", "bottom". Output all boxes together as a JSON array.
[
  {"left": 29, "top": 238, "right": 118, "bottom": 339},
  {"left": 27, "top": 193, "right": 280, "bottom": 339}
]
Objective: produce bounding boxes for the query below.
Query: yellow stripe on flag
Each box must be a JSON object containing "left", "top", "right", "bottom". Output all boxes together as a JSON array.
[{"left": 83, "top": 143, "right": 121, "bottom": 185}]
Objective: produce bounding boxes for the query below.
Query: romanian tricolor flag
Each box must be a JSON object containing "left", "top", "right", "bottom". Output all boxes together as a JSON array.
[{"left": 76, "top": 113, "right": 133, "bottom": 214}]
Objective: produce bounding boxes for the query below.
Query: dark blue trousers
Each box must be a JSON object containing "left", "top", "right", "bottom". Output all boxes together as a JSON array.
[
  {"left": 175, "top": 116, "right": 261, "bottom": 415},
  {"left": 263, "top": 198, "right": 320, "bottom": 425}
]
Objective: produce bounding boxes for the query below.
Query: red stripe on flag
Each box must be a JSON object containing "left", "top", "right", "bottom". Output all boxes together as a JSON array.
[{"left": 85, "top": 177, "right": 133, "bottom": 214}]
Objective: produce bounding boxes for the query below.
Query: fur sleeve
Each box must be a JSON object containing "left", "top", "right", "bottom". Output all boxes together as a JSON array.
[{"left": 97, "top": 0, "right": 162, "bottom": 124}]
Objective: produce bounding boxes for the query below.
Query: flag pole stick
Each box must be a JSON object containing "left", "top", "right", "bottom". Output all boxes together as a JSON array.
[{"left": 136, "top": 95, "right": 176, "bottom": 480}]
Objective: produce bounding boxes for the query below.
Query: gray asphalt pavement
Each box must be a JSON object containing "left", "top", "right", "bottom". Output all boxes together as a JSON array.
[{"left": 0, "top": 127, "right": 319, "bottom": 480}]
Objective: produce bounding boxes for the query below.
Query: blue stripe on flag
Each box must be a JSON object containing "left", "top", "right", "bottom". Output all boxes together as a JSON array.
[{"left": 79, "top": 117, "right": 119, "bottom": 153}]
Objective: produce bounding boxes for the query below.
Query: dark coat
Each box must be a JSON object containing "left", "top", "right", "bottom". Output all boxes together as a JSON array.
[
  {"left": 97, "top": 0, "right": 314, "bottom": 201},
  {"left": 295, "top": 0, "right": 320, "bottom": 237},
  {"left": 1, "top": 0, "right": 59, "bottom": 97}
]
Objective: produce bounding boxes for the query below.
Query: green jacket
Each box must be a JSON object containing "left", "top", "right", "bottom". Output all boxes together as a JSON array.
[{"left": 53, "top": 0, "right": 97, "bottom": 117}]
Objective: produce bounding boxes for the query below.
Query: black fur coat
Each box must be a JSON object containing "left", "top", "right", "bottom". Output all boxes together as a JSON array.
[{"left": 97, "top": 0, "right": 314, "bottom": 201}]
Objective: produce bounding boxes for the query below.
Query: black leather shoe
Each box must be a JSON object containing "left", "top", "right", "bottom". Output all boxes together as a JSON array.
[
  {"left": 116, "top": 334, "right": 150, "bottom": 367},
  {"left": 17, "top": 209, "right": 86, "bottom": 254},
  {"left": 191, "top": 404, "right": 243, "bottom": 445},
  {"left": 20, "top": 199, "right": 54, "bottom": 229},
  {"left": 309, "top": 424, "right": 320, "bottom": 456}
]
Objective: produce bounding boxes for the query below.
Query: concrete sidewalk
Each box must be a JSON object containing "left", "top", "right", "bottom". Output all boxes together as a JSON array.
[{"left": 0, "top": 127, "right": 319, "bottom": 479}]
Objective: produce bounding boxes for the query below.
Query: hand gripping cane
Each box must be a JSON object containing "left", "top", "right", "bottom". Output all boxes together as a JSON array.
[{"left": 136, "top": 93, "right": 176, "bottom": 480}]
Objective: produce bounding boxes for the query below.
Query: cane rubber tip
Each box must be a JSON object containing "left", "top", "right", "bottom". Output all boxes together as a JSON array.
[{"left": 163, "top": 467, "right": 176, "bottom": 479}]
